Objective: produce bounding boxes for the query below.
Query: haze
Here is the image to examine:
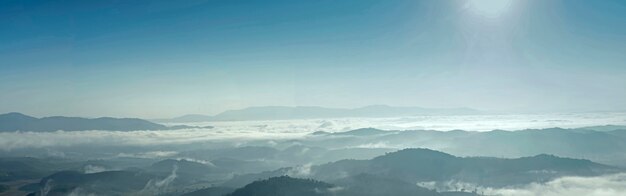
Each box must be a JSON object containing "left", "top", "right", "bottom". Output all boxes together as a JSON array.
[
  {"left": 1, "top": 0, "right": 625, "bottom": 118},
  {"left": 2, "top": 1, "right": 626, "bottom": 195}
]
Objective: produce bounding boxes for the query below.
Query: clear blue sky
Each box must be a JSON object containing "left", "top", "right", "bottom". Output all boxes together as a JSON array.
[{"left": 1, "top": 0, "right": 625, "bottom": 118}]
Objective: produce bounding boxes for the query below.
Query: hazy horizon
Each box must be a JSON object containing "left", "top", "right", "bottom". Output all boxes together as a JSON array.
[
  {"left": 4, "top": 104, "right": 626, "bottom": 119},
  {"left": 2, "top": 0, "right": 626, "bottom": 118}
]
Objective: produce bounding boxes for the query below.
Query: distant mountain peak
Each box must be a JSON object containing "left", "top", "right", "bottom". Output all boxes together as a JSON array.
[
  {"left": 374, "top": 148, "right": 457, "bottom": 163},
  {"left": 382, "top": 148, "right": 453, "bottom": 157},
  {"left": 333, "top": 128, "right": 389, "bottom": 136},
  {"left": 532, "top": 154, "right": 558, "bottom": 158},
  {"left": 158, "top": 105, "right": 481, "bottom": 123},
  {"left": 0, "top": 113, "right": 189, "bottom": 132},
  {"left": 0, "top": 112, "right": 35, "bottom": 118}
]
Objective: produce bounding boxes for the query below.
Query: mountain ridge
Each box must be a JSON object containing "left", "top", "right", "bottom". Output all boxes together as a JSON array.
[
  {"left": 225, "top": 148, "right": 619, "bottom": 188},
  {"left": 157, "top": 105, "right": 481, "bottom": 122},
  {"left": 0, "top": 113, "right": 205, "bottom": 132}
]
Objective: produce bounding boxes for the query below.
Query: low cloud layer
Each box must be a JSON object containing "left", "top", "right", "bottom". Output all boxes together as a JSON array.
[
  {"left": 484, "top": 173, "right": 626, "bottom": 196},
  {"left": 1, "top": 112, "right": 625, "bottom": 150}
]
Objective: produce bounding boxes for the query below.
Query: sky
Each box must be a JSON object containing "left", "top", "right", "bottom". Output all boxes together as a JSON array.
[{"left": 0, "top": 0, "right": 625, "bottom": 118}]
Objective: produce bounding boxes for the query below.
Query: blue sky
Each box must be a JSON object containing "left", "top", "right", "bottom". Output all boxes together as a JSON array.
[{"left": 1, "top": 0, "right": 625, "bottom": 118}]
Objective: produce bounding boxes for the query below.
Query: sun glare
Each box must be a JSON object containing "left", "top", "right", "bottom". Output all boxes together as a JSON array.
[{"left": 466, "top": 0, "right": 514, "bottom": 18}]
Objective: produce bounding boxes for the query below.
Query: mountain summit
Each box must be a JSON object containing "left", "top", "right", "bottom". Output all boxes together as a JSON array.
[{"left": 159, "top": 105, "right": 480, "bottom": 122}]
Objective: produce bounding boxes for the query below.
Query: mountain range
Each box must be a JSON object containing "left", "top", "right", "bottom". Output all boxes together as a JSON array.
[
  {"left": 15, "top": 148, "right": 619, "bottom": 196},
  {"left": 0, "top": 112, "right": 209, "bottom": 132},
  {"left": 158, "top": 105, "right": 481, "bottom": 122},
  {"left": 224, "top": 148, "right": 619, "bottom": 189},
  {"left": 306, "top": 127, "right": 626, "bottom": 167}
]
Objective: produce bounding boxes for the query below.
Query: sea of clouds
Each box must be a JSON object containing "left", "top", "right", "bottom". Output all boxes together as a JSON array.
[
  {"left": 416, "top": 173, "right": 626, "bottom": 196},
  {"left": 484, "top": 173, "right": 626, "bottom": 196},
  {"left": 2, "top": 112, "right": 626, "bottom": 195},
  {"left": 1, "top": 112, "right": 625, "bottom": 150}
]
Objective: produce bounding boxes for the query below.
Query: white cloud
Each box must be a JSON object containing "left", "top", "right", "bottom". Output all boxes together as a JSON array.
[
  {"left": 116, "top": 151, "right": 179, "bottom": 159},
  {"left": 83, "top": 165, "right": 107, "bottom": 174},
  {"left": 140, "top": 164, "right": 178, "bottom": 195},
  {"left": 287, "top": 163, "right": 313, "bottom": 177},
  {"left": 483, "top": 173, "right": 626, "bottom": 196},
  {"left": 353, "top": 142, "right": 392, "bottom": 149},
  {"left": 1, "top": 112, "right": 625, "bottom": 150},
  {"left": 174, "top": 157, "right": 217, "bottom": 167},
  {"left": 67, "top": 187, "right": 97, "bottom": 196}
]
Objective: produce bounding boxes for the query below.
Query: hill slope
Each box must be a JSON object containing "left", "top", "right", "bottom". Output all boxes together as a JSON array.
[
  {"left": 226, "top": 148, "right": 619, "bottom": 188},
  {"left": 0, "top": 113, "right": 186, "bottom": 132}
]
